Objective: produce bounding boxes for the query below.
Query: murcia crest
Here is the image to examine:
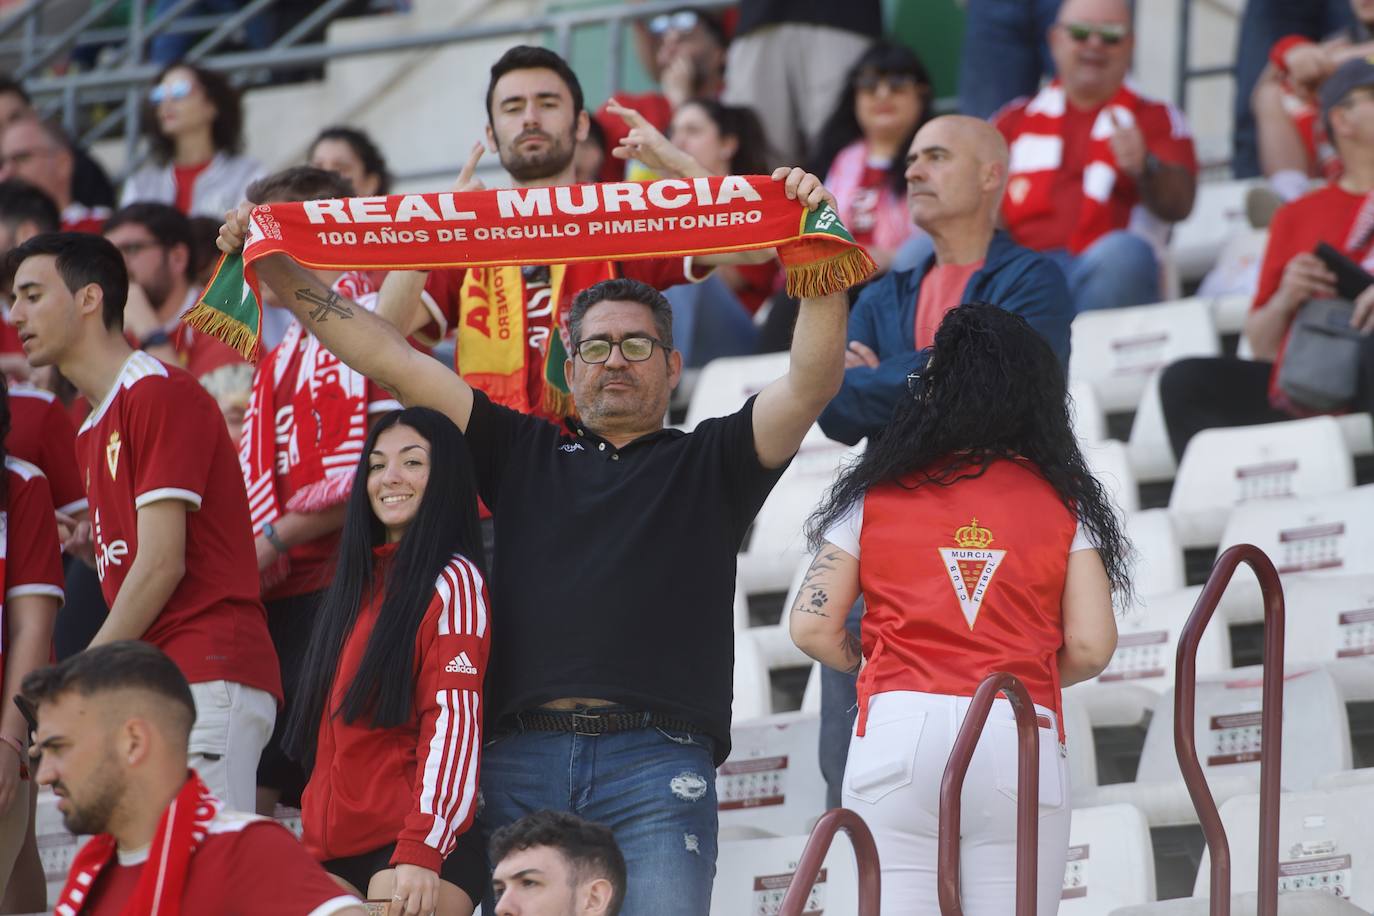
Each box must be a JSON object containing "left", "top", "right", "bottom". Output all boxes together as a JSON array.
[
  {"left": 105, "top": 431, "right": 122, "bottom": 480},
  {"left": 937, "top": 518, "right": 1007, "bottom": 629}
]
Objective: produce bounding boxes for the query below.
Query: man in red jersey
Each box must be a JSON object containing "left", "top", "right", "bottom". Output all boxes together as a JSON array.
[
  {"left": 25, "top": 641, "right": 364, "bottom": 915},
  {"left": 5, "top": 232, "right": 281, "bottom": 813}
]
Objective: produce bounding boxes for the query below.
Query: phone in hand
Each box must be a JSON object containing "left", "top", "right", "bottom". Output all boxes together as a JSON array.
[{"left": 1315, "top": 242, "right": 1374, "bottom": 301}]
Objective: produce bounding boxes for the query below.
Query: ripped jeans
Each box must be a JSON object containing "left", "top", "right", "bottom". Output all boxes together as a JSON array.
[{"left": 480, "top": 719, "right": 719, "bottom": 916}]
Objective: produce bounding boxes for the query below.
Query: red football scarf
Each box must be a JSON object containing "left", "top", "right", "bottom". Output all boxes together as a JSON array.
[
  {"left": 186, "top": 175, "right": 876, "bottom": 361},
  {"left": 55, "top": 771, "right": 218, "bottom": 915},
  {"left": 1003, "top": 81, "right": 1146, "bottom": 254}
]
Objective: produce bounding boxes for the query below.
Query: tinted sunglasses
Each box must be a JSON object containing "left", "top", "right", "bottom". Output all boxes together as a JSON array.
[
  {"left": 149, "top": 78, "right": 195, "bottom": 104},
  {"left": 1061, "top": 22, "right": 1128, "bottom": 45},
  {"left": 649, "top": 10, "right": 698, "bottom": 35}
]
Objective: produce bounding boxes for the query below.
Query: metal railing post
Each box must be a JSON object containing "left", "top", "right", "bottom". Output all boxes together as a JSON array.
[
  {"left": 14, "top": 0, "right": 125, "bottom": 81},
  {"left": 1173, "top": 544, "right": 1284, "bottom": 916},
  {"left": 938, "top": 673, "right": 1042, "bottom": 916},
  {"left": 778, "top": 808, "right": 881, "bottom": 916}
]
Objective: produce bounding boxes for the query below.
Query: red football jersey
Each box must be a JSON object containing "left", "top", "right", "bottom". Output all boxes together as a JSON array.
[
  {"left": 1, "top": 457, "right": 65, "bottom": 689},
  {"left": 75, "top": 352, "right": 281, "bottom": 699},
  {"left": 77, "top": 809, "right": 360, "bottom": 915},
  {"left": 7, "top": 385, "right": 87, "bottom": 516}
]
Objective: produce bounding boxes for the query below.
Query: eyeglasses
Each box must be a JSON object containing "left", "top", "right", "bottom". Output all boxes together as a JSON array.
[
  {"left": 0, "top": 147, "right": 54, "bottom": 169},
  {"left": 1061, "top": 21, "right": 1129, "bottom": 45},
  {"left": 855, "top": 72, "right": 920, "bottom": 94},
  {"left": 149, "top": 78, "right": 195, "bottom": 104},
  {"left": 575, "top": 335, "right": 669, "bottom": 363},
  {"left": 649, "top": 10, "right": 699, "bottom": 35}
]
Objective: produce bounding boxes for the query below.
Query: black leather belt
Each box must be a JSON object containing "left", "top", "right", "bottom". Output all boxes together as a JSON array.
[{"left": 512, "top": 708, "right": 701, "bottom": 737}]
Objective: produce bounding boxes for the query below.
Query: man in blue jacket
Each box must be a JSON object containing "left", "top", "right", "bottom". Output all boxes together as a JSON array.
[
  {"left": 819, "top": 115, "right": 1072, "bottom": 446},
  {"left": 814, "top": 116, "right": 1073, "bottom": 808}
]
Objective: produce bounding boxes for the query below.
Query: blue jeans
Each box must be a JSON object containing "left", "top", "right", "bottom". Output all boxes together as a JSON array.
[
  {"left": 1045, "top": 230, "right": 1159, "bottom": 313},
  {"left": 664, "top": 275, "right": 759, "bottom": 369},
  {"left": 480, "top": 722, "right": 719, "bottom": 916},
  {"left": 149, "top": 0, "right": 274, "bottom": 65},
  {"left": 818, "top": 597, "right": 864, "bottom": 810},
  {"left": 957, "top": 0, "right": 1062, "bottom": 119}
]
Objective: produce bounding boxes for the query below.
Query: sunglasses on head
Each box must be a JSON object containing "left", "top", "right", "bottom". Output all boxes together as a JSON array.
[
  {"left": 855, "top": 72, "right": 920, "bottom": 94},
  {"left": 149, "top": 78, "right": 195, "bottom": 104},
  {"left": 649, "top": 10, "right": 699, "bottom": 35},
  {"left": 1062, "top": 21, "right": 1128, "bottom": 45}
]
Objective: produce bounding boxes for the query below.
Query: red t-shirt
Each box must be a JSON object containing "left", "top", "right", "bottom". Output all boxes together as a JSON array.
[
  {"left": 914, "top": 260, "right": 983, "bottom": 351},
  {"left": 1, "top": 458, "right": 65, "bottom": 691},
  {"left": 846, "top": 160, "right": 893, "bottom": 248},
  {"left": 172, "top": 162, "right": 210, "bottom": 215},
  {"left": 6, "top": 385, "right": 87, "bottom": 515},
  {"left": 594, "top": 92, "right": 676, "bottom": 182},
  {"left": 78, "top": 811, "right": 359, "bottom": 915},
  {"left": 994, "top": 93, "right": 1198, "bottom": 251},
  {"left": 75, "top": 352, "right": 281, "bottom": 699}
]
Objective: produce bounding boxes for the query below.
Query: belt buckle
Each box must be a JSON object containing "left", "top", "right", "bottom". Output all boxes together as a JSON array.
[{"left": 570, "top": 712, "right": 603, "bottom": 736}]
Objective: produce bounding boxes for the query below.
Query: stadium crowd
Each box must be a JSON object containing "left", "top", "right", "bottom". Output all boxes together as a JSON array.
[{"left": 0, "top": 0, "right": 1370, "bottom": 913}]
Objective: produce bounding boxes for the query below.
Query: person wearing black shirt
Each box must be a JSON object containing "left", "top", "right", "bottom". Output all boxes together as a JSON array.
[{"left": 217, "top": 166, "right": 847, "bottom": 916}]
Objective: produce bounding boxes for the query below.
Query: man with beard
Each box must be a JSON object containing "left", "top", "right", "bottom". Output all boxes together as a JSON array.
[
  {"left": 378, "top": 45, "right": 768, "bottom": 426},
  {"left": 24, "top": 641, "right": 363, "bottom": 914}
]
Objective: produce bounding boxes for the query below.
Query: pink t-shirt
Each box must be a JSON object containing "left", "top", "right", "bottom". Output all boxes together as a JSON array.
[{"left": 915, "top": 260, "right": 983, "bottom": 350}]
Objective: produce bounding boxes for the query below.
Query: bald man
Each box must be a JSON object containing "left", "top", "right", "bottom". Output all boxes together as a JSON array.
[
  {"left": 23, "top": 642, "right": 364, "bottom": 915},
  {"left": 993, "top": 0, "right": 1197, "bottom": 312}
]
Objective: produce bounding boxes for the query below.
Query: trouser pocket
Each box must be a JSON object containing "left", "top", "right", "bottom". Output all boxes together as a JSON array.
[
  {"left": 991, "top": 719, "right": 1064, "bottom": 812},
  {"left": 845, "top": 711, "right": 925, "bottom": 805}
]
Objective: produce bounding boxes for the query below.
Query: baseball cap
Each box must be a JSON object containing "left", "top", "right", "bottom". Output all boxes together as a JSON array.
[{"left": 1320, "top": 56, "right": 1374, "bottom": 126}]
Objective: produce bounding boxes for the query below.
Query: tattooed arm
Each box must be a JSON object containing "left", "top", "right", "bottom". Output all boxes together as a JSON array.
[{"left": 788, "top": 544, "right": 864, "bottom": 674}]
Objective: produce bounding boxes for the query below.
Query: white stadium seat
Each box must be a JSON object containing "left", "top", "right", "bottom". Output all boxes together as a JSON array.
[
  {"left": 1209, "top": 291, "right": 1254, "bottom": 336},
  {"left": 1110, "top": 890, "right": 1368, "bottom": 914},
  {"left": 1168, "top": 417, "right": 1354, "bottom": 548},
  {"left": 733, "top": 629, "right": 772, "bottom": 723},
  {"left": 1069, "top": 298, "right": 1220, "bottom": 413},
  {"left": 1072, "top": 378, "right": 1109, "bottom": 445},
  {"left": 1084, "top": 439, "right": 1140, "bottom": 515},
  {"left": 717, "top": 712, "right": 826, "bottom": 840},
  {"left": 1216, "top": 486, "right": 1374, "bottom": 582},
  {"left": 1168, "top": 178, "right": 1263, "bottom": 283},
  {"left": 1061, "top": 803, "right": 1156, "bottom": 914},
  {"left": 1128, "top": 509, "right": 1186, "bottom": 599},
  {"left": 1126, "top": 369, "right": 1179, "bottom": 484},
  {"left": 712, "top": 831, "right": 858, "bottom": 916},
  {"left": 685, "top": 351, "right": 789, "bottom": 430}
]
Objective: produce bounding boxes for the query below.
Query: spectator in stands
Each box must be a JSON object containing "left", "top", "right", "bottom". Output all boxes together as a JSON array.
[
  {"left": 0, "top": 178, "right": 60, "bottom": 381},
  {"left": 5, "top": 232, "right": 281, "bottom": 812},
  {"left": 809, "top": 41, "right": 933, "bottom": 274},
  {"left": 148, "top": 0, "right": 274, "bottom": 67},
  {"left": 0, "top": 75, "right": 117, "bottom": 210},
  {"left": 122, "top": 62, "right": 264, "bottom": 218},
  {"left": 23, "top": 641, "right": 364, "bottom": 914},
  {"left": 595, "top": 6, "right": 728, "bottom": 182},
  {"left": 6, "top": 382, "right": 86, "bottom": 522},
  {"left": 490, "top": 811, "right": 625, "bottom": 916},
  {"left": 309, "top": 125, "right": 392, "bottom": 197},
  {"left": 994, "top": 0, "right": 1198, "bottom": 313},
  {"left": 793, "top": 302, "right": 1125, "bottom": 916},
  {"left": 721, "top": 0, "right": 883, "bottom": 164},
  {"left": 218, "top": 163, "right": 844, "bottom": 916},
  {"left": 575, "top": 117, "right": 608, "bottom": 184},
  {"left": 958, "top": 0, "right": 1062, "bottom": 120},
  {"left": 236, "top": 167, "right": 402, "bottom": 819},
  {"left": 0, "top": 376, "right": 64, "bottom": 910},
  {"left": 1160, "top": 57, "right": 1374, "bottom": 460},
  {"left": 285, "top": 406, "right": 489, "bottom": 915},
  {"left": 0, "top": 117, "right": 111, "bottom": 232}
]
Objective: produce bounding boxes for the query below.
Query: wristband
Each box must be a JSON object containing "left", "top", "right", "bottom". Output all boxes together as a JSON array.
[
  {"left": 262, "top": 521, "right": 288, "bottom": 554},
  {"left": 139, "top": 328, "right": 171, "bottom": 350}
]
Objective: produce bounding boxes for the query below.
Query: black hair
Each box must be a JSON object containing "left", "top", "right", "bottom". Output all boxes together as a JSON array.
[
  {"left": 807, "top": 303, "right": 1132, "bottom": 602},
  {"left": 807, "top": 40, "right": 933, "bottom": 196},
  {"left": 4, "top": 232, "right": 128, "bottom": 331},
  {"left": 285, "top": 408, "right": 486, "bottom": 767},
  {"left": 485, "top": 45, "right": 585, "bottom": 123},
  {"left": 103, "top": 202, "right": 197, "bottom": 282},
  {"left": 21, "top": 641, "right": 197, "bottom": 729},
  {"left": 141, "top": 61, "right": 244, "bottom": 164},
  {"left": 568, "top": 277, "right": 673, "bottom": 350},
  {"left": 490, "top": 810, "right": 627, "bottom": 916},
  {"left": 0, "top": 178, "right": 60, "bottom": 236},
  {"left": 247, "top": 165, "right": 355, "bottom": 204},
  {"left": 584, "top": 115, "right": 607, "bottom": 149},
  {"left": 0, "top": 374, "right": 8, "bottom": 507},
  {"left": 309, "top": 125, "right": 393, "bottom": 195},
  {"left": 675, "top": 97, "right": 773, "bottom": 174},
  {"left": 0, "top": 74, "right": 30, "bottom": 105}
]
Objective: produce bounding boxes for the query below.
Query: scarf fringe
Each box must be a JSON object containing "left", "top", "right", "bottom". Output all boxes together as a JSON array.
[
  {"left": 285, "top": 474, "right": 354, "bottom": 513},
  {"left": 541, "top": 386, "right": 575, "bottom": 419},
  {"left": 183, "top": 301, "right": 262, "bottom": 363},
  {"left": 783, "top": 247, "right": 878, "bottom": 299}
]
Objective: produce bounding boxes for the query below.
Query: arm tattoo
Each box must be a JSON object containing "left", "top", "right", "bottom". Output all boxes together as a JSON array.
[
  {"left": 295, "top": 286, "right": 353, "bottom": 322},
  {"left": 840, "top": 631, "right": 863, "bottom": 675},
  {"left": 792, "top": 550, "right": 842, "bottom": 618}
]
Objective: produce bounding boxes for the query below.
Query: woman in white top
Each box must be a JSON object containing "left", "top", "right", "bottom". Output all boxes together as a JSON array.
[{"left": 122, "top": 62, "right": 263, "bottom": 218}]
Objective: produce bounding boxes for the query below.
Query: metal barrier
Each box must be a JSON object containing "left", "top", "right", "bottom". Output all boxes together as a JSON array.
[
  {"left": 778, "top": 807, "right": 881, "bottom": 916},
  {"left": 1174, "top": 544, "right": 1285, "bottom": 916},
  {"left": 937, "top": 672, "right": 1042, "bottom": 916}
]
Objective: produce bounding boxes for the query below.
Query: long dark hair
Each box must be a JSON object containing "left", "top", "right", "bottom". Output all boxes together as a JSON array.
[
  {"left": 677, "top": 98, "right": 774, "bottom": 175},
  {"left": 0, "top": 375, "right": 9, "bottom": 507},
  {"left": 141, "top": 62, "right": 244, "bottom": 164},
  {"left": 807, "top": 40, "right": 933, "bottom": 196},
  {"left": 807, "top": 303, "right": 1133, "bottom": 602},
  {"left": 284, "top": 407, "right": 486, "bottom": 767}
]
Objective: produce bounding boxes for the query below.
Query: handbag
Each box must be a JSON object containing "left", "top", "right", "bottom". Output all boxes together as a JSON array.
[{"left": 1275, "top": 298, "right": 1363, "bottom": 411}]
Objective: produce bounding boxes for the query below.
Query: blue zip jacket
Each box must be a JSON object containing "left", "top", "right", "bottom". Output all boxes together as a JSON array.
[{"left": 818, "top": 231, "right": 1073, "bottom": 445}]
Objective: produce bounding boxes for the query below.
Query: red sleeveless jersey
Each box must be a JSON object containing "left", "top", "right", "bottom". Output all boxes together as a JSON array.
[{"left": 854, "top": 459, "right": 1077, "bottom": 734}]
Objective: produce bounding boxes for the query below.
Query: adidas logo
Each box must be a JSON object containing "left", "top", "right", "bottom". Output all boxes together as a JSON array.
[{"left": 445, "top": 652, "right": 478, "bottom": 675}]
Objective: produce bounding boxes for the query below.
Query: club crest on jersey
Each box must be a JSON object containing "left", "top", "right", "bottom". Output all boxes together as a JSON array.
[
  {"left": 105, "top": 431, "right": 122, "bottom": 480},
  {"left": 937, "top": 518, "right": 1006, "bottom": 629}
]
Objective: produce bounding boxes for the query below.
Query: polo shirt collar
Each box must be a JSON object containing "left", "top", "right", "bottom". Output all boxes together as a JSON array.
[{"left": 563, "top": 417, "right": 682, "bottom": 451}]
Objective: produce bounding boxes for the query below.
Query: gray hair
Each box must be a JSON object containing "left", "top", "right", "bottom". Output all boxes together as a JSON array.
[{"left": 567, "top": 277, "right": 674, "bottom": 351}]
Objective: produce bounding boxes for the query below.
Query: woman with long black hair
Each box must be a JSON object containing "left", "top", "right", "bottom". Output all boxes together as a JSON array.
[
  {"left": 285, "top": 407, "right": 489, "bottom": 916},
  {"left": 791, "top": 303, "right": 1127, "bottom": 916}
]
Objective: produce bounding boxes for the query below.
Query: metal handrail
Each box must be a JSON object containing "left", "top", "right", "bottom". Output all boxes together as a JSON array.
[
  {"left": 778, "top": 808, "right": 882, "bottom": 916},
  {"left": 1174, "top": 544, "right": 1285, "bottom": 916},
  {"left": 937, "top": 672, "right": 1042, "bottom": 916}
]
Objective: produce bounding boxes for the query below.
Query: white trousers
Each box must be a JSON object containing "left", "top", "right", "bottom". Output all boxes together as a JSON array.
[
  {"left": 841, "top": 690, "right": 1072, "bottom": 916},
  {"left": 188, "top": 680, "right": 275, "bottom": 812}
]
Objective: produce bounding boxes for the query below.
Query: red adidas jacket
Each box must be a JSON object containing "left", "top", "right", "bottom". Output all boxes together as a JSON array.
[{"left": 301, "top": 545, "right": 489, "bottom": 871}]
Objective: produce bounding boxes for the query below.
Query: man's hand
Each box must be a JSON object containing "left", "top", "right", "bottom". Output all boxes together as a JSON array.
[
  {"left": 1352, "top": 283, "right": 1374, "bottom": 334},
  {"left": 844, "top": 340, "right": 879, "bottom": 369},
  {"left": 388, "top": 864, "right": 439, "bottom": 916},
  {"left": 660, "top": 53, "right": 696, "bottom": 109},
  {"left": 254, "top": 535, "right": 280, "bottom": 572},
  {"left": 1278, "top": 252, "right": 1337, "bottom": 307},
  {"left": 1108, "top": 109, "right": 1148, "bottom": 178},
  {"left": 453, "top": 141, "right": 486, "bottom": 193},
  {"left": 218, "top": 201, "right": 255, "bottom": 255},
  {"left": 772, "top": 166, "right": 836, "bottom": 211},
  {"left": 1283, "top": 42, "right": 1335, "bottom": 91},
  {"left": 58, "top": 512, "right": 95, "bottom": 568},
  {"left": 606, "top": 97, "right": 706, "bottom": 178}
]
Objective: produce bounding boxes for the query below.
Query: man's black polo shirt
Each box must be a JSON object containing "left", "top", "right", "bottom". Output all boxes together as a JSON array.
[{"left": 465, "top": 389, "right": 788, "bottom": 763}]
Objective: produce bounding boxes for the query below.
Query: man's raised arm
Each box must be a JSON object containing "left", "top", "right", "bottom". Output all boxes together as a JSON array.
[{"left": 217, "top": 205, "right": 475, "bottom": 431}]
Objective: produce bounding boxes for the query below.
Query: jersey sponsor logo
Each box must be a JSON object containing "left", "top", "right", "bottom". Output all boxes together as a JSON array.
[
  {"left": 93, "top": 508, "right": 130, "bottom": 580},
  {"left": 105, "top": 431, "right": 121, "bottom": 480},
  {"left": 445, "top": 651, "right": 478, "bottom": 675},
  {"left": 937, "top": 518, "right": 1006, "bottom": 630}
]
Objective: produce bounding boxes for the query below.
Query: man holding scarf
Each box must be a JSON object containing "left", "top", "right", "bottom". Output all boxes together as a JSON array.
[
  {"left": 994, "top": 0, "right": 1198, "bottom": 312},
  {"left": 25, "top": 641, "right": 363, "bottom": 915}
]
